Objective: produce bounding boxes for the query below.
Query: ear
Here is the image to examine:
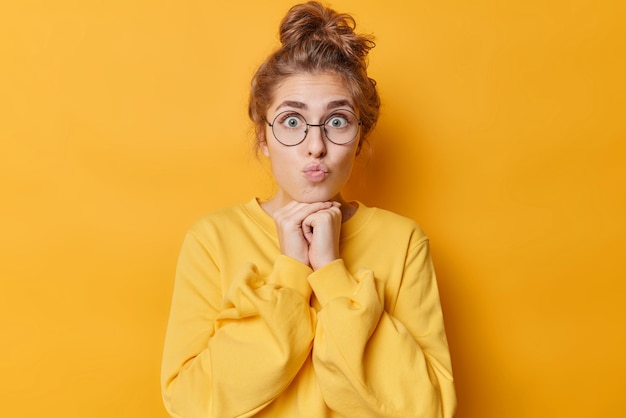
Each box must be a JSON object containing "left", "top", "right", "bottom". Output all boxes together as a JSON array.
[
  {"left": 260, "top": 140, "right": 270, "bottom": 157},
  {"left": 256, "top": 128, "right": 270, "bottom": 157},
  {"left": 355, "top": 137, "right": 365, "bottom": 156}
]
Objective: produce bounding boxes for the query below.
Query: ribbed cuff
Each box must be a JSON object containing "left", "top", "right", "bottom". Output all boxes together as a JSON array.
[
  {"left": 268, "top": 255, "right": 313, "bottom": 301},
  {"left": 308, "top": 259, "right": 357, "bottom": 307}
]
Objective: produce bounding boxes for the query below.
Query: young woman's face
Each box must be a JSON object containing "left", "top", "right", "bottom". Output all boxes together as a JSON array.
[{"left": 261, "top": 72, "right": 361, "bottom": 206}]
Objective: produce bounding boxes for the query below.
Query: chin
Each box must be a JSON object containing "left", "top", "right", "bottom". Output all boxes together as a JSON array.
[{"left": 292, "top": 190, "right": 340, "bottom": 203}]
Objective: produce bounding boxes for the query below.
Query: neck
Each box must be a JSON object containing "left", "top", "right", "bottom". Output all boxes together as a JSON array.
[{"left": 337, "top": 197, "right": 358, "bottom": 222}]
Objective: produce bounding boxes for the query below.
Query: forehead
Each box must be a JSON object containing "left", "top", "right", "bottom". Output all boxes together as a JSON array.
[{"left": 269, "top": 73, "right": 354, "bottom": 114}]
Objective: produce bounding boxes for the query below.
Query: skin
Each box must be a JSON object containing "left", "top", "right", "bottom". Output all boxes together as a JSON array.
[{"left": 259, "top": 72, "right": 360, "bottom": 271}]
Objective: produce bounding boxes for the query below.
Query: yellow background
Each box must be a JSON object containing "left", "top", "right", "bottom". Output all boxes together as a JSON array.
[{"left": 1, "top": 0, "right": 624, "bottom": 416}]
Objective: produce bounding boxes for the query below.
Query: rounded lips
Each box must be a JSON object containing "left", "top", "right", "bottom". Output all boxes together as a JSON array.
[{"left": 302, "top": 163, "right": 329, "bottom": 182}]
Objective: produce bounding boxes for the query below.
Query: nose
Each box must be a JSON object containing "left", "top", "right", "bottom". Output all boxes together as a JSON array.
[{"left": 305, "top": 124, "right": 327, "bottom": 157}]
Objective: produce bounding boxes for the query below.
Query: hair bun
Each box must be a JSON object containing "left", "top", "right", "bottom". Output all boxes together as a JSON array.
[
  {"left": 279, "top": 1, "right": 374, "bottom": 63},
  {"left": 248, "top": 2, "right": 380, "bottom": 145}
]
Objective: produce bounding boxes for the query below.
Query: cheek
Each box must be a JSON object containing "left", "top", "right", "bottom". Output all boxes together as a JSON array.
[
  {"left": 336, "top": 149, "right": 358, "bottom": 175},
  {"left": 265, "top": 147, "right": 292, "bottom": 176}
]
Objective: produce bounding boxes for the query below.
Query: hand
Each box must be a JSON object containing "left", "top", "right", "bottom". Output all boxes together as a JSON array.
[
  {"left": 272, "top": 201, "right": 336, "bottom": 267},
  {"left": 302, "top": 203, "right": 342, "bottom": 271}
]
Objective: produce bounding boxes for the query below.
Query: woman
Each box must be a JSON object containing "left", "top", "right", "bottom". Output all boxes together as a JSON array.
[{"left": 161, "top": 2, "right": 456, "bottom": 417}]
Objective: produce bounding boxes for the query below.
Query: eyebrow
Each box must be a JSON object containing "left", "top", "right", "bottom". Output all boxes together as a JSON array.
[
  {"left": 274, "top": 100, "right": 307, "bottom": 111},
  {"left": 273, "top": 99, "right": 355, "bottom": 112},
  {"left": 327, "top": 100, "right": 354, "bottom": 110}
]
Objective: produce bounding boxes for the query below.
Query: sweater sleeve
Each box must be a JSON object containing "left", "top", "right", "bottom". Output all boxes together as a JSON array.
[
  {"left": 161, "top": 230, "right": 316, "bottom": 418},
  {"left": 308, "top": 236, "right": 456, "bottom": 418}
]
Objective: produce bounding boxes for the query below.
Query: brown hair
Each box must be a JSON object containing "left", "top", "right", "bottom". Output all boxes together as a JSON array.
[{"left": 248, "top": 1, "right": 380, "bottom": 151}]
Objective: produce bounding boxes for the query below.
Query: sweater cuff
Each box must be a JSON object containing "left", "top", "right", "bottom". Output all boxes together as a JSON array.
[
  {"left": 268, "top": 255, "right": 313, "bottom": 301},
  {"left": 308, "top": 259, "right": 357, "bottom": 307}
]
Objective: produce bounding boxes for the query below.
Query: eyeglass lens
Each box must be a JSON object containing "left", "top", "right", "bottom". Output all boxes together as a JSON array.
[{"left": 270, "top": 110, "right": 360, "bottom": 146}]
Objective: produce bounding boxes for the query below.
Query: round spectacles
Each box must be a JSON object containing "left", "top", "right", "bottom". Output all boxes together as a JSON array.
[{"left": 267, "top": 109, "right": 362, "bottom": 146}]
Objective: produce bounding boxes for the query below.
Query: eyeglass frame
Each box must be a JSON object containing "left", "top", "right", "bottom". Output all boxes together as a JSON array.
[{"left": 265, "top": 109, "right": 363, "bottom": 147}]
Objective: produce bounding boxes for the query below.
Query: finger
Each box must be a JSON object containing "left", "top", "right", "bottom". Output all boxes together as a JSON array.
[
  {"left": 274, "top": 201, "right": 334, "bottom": 225},
  {"left": 302, "top": 206, "right": 342, "bottom": 232}
]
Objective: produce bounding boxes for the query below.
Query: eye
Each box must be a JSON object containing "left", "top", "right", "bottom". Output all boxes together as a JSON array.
[
  {"left": 279, "top": 113, "right": 305, "bottom": 129},
  {"left": 326, "top": 114, "right": 350, "bottom": 129}
]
